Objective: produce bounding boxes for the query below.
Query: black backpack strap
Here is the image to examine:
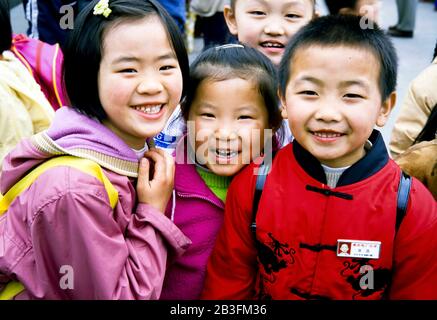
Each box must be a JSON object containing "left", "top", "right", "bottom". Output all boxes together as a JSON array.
[
  {"left": 250, "top": 158, "right": 273, "bottom": 234},
  {"left": 395, "top": 171, "right": 412, "bottom": 233}
]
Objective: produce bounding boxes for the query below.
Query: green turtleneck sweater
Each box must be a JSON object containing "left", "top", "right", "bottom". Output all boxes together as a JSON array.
[{"left": 196, "top": 168, "right": 233, "bottom": 203}]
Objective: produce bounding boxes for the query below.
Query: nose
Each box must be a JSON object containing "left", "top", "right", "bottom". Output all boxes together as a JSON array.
[
  {"left": 213, "top": 126, "right": 239, "bottom": 152},
  {"left": 214, "top": 126, "right": 238, "bottom": 141},
  {"left": 314, "top": 98, "right": 342, "bottom": 123},
  {"left": 137, "top": 75, "right": 163, "bottom": 95},
  {"left": 264, "top": 19, "right": 285, "bottom": 36}
]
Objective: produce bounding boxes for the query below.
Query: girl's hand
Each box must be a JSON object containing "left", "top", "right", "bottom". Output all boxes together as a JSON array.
[{"left": 136, "top": 148, "right": 175, "bottom": 213}]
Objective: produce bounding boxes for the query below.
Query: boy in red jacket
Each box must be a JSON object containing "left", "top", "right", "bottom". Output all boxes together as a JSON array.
[{"left": 202, "top": 14, "right": 437, "bottom": 300}]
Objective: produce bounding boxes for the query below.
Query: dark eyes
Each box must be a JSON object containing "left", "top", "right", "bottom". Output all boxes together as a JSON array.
[
  {"left": 120, "top": 68, "right": 136, "bottom": 73},
  {"left": 286, "top": 14, "right": 302, "bottom": 19},
  {"left": 118, "top": 65, "right": 175, "bottom": 73},
  {"left": 160, "top": 65, "right": 176, "bottom": 71},
  {"left": 201, "top": 113, "right": 215, "bottom": 118},
  {"left": 238, "top": 115, "right": 254, "bottom": 120},
  {"left": 248, "top": 10, "right": 265, "bottom": 16},
  {"left": 344, "top": 93, "right": 364, "bottom": 99},
  {"left": 297, "top": 91, "right": 364, "bottom": 99},
  {"left": 298, "top": 90, "right": 318, "bottom": 96},
  {"left": 248, "top": 11, "right": 302, "bottom": 19},
  {"left": 200, "top": 114, "right": 254, "bottom": 120}
]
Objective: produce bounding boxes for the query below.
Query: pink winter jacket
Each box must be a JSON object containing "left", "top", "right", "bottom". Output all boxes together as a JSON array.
[
  {"left": 160, "top": 137, "right": 226, "bottom": 300},
  {"left": 0, "top": 107, "right": 191, "bottom": 299}
]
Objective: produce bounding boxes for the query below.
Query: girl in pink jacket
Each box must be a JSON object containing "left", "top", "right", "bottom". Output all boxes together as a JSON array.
[
  {"left": 0, "top": 0, "right": 190, "bottom": 299},
  {"left": 160, "top": 44, "right": 283, "bottom": 299}
]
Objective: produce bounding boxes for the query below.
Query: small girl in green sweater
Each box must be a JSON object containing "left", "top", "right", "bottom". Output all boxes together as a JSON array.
[{"left": 160, "top": 44, "right": 283, "bottom": 300}]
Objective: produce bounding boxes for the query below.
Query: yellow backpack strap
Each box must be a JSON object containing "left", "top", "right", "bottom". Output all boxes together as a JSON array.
[
  {"left": 0, "top": 156, "right": 118, "bottom": 300},
  {"left": 0, "top": 281, "right": 25, "bottom": 300},
  {"left": 0, "top": 155, "right": 118, "bottom": 216}
]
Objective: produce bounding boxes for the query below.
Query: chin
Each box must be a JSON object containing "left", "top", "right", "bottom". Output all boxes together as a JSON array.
[
  {"left": 263, "top": 53, "right": 282, "bottom": 66},
  {"left": 209, "top": 164, "right": 241, "bottom": 177},
  {"left": 271, "top": 57, "right": 282, "bottom": 66},
  {"left": 144, "top": 123, "right": 168, "bottom": 137}
]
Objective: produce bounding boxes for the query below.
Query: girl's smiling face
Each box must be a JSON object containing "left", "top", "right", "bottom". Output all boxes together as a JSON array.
[
  {"left": 188, "top": 77, "right": 270, "bottom": 177},
  {"left": 98, "top": 16, "right": 183, "bottom": 149}
]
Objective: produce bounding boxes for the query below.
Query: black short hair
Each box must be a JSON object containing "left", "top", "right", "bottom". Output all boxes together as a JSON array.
[
  {"left": 63, "top": 0, "right": 189, "bottom": 121},
  {"left": 325, "top": 0, "right": 358, "bottom": 14},
  {"left": 182, "top": 44, "right": 283, "bottom": 132},
  {"left": 0, "top": 0, "right": 12, "bottom": 53},
  {"left": 278, "top": 14, "right": 398, "bottom": 102}
]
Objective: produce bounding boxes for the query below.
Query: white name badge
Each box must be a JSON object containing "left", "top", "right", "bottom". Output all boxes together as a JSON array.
[{"left": 337, "top": 239, "right": 381, "bottom": 259}]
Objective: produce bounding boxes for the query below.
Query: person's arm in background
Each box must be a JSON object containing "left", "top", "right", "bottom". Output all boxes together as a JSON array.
[
  {"left": 0, "top": 51, "right": 54, "bottom": 166},
  {"left": 0, "top": 83, "right": 34, "bottom": 166},
  {"left": 389, "top": 59, "right": 437, "bottom": 157}
]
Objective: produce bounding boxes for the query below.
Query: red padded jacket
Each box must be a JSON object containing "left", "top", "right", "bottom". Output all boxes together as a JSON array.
[{"left": 202, "top": 131, "right": 437, "bottom": 300}]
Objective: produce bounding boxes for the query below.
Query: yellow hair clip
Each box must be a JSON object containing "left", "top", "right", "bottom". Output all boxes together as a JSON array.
[{"left": 93, "top": 0, "right": 112, "bottom": 18}]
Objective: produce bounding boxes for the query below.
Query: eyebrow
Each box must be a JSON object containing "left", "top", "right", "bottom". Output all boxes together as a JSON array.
[
  {"left": 198, "top": 103, "right": 260, "bottom": 115},
  {"left": 338, "top": 80, "right": 370, "bottom": 90},
  {"left": 295, "top": 76, "right": 324, "bottom": 86},
  {"left": 112, "top": 52, "right": 176, "bottom": 65},
  {"left": 295, "top": 76, "right": 370, "bottom": 90},
  {"left": 156, "top": 52, "right": 177, "bottom": 61},
  {"left": 236, "top": 106, "right": 259, "bottom": 113},
  {"left": 112, "top": 56, "right": 140, "bottom": 64},
  {"left": 197, "top": 103, "right": 217, "bottom": 110},
  {"left": 251, "top": 0, "right": 307, "bottom": 8},
  {"left": 282, "top": 1, "right": 308, "bottom": 10}
]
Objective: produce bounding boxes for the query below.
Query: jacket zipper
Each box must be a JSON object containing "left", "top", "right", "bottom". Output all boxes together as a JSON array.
[{"left": 176, "top": 192, "right": 224, "bottom": 209}]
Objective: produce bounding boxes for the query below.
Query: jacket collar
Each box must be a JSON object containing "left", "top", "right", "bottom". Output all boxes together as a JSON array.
[
  {"left": 174, "top": 136, "right": 224, "bottom": 208},
  {"left": 30, "top": 107, "right": 151, "bottom": 177},
  {"left": 292, "top": 130, "right": 389, "bottom": 187}
]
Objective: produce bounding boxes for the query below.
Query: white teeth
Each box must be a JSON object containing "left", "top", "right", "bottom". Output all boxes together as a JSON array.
[
  {"left": 313, "top": 132, "right": 342, "bottom": 138},
  {"left": 215, "top": 149, "right": 238, "bottom": 158},
  {"left": 133, "top": 105, "right": 162, "bottom": 114},
  {"left": 262, "top": 42, "right": 283, "bottom": 48}
]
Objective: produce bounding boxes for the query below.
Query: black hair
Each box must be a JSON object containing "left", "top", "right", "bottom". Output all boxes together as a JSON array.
[
  {"left": 278, "top": 14, "right": 398, "bottom": 102},
  {"left": 0, "top": 0, "right": 12, "bottom": 53},
  {"left": 63, "top": 0, "right": 189, "bottom": 121},
  {"left": 414, "top": 105, "right": 437, "bottom": 144},
  {"left": 181, "top": 44, "right": 283, "bottom": 132},
  {"left": 325, "top": 0, "right": 358, "bottom": 14}
]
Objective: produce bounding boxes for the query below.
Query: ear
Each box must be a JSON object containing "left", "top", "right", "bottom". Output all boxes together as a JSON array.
[
  {"left": 281, "top": 106, "right": 288, "bottom": 120},
  {"left": 223, "top": 5, "right": 238, "bottom": 36},
  {"left": 376, "top": 92, "right": 396, "bottom": 127},
  {"left": 279, "top": 90, "right": 288, "bottom": 120},
  {"left": 313, "top": 10, "right": 321, "bottom": 18}
]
